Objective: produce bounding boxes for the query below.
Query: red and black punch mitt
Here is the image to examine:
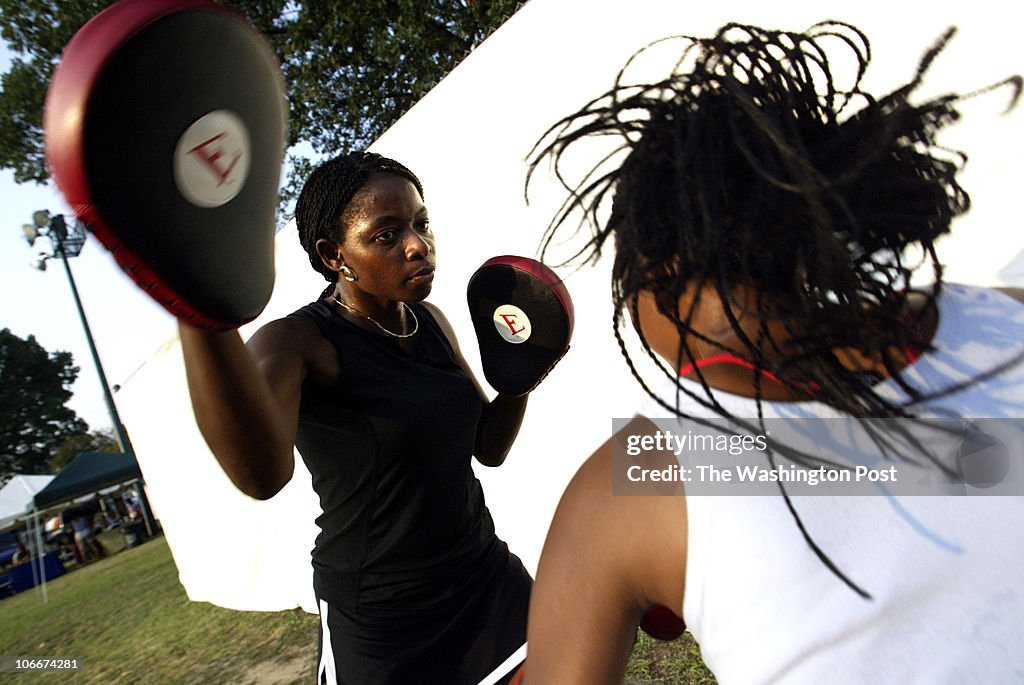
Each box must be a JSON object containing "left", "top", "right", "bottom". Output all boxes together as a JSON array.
[
  {"left": 44, "top": 0, "right": 287, "bottom": 330},
  {"left": 640, "top": 604, "right": 686, "bottom": 641},
  {"left": 467, "top": 256, "right": 574, "bottom": 396}
]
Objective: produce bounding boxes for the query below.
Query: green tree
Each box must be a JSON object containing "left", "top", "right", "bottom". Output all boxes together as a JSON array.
[
  {"left": 0, "top": 328, "right": 89, "bottom": 484},
  {"left": 51, "top": 426, "right": 118, "bottom": 472},
  {"left": 0, "top": 0, "right": 523, "bottom": 215}
]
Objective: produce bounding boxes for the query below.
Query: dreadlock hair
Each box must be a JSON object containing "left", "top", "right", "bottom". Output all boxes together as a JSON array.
[
  {"left": 295, "top": 151, "right": 424, "bottom": 282},
  {"left": 528, "top": 20, "right": 1021, "bottom": 422},
  {"left": 527, "top": 21, "right": 1021, "bottom": 599}
]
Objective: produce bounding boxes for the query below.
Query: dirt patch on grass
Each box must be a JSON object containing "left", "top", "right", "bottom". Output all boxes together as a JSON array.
[{"left": 233, "top": 647, "right": 315, "bottom": 685}]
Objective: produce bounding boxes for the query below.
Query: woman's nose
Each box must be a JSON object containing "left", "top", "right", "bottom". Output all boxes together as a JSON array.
[{"left": 405, "top": 231, "right": 431, "bottom": 258}]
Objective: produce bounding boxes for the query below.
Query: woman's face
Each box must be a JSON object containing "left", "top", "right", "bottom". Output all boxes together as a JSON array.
[{"left": 327, "top": 172, "right": 436, "bottom": 307}]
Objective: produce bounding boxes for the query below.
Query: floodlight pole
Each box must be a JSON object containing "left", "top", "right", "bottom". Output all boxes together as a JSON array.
[
  {"left": 43, "top": 215, "right": 133, "bottom": 456},
  {"left": 26, "top": 213, "right": 159, "bottom": 541},
  {"left": 55, "top": 245, "right": 131, "bottom": 454},
  {"left": 24, "top": 212, "right": 163, "bottom": 544}
]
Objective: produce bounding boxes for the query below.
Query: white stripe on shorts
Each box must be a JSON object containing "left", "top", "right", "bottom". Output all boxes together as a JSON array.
[
  {"left": 318, "top": 599, "right": 338, "bottom": 685},
  {"left": 477, "top": 642, "right": 527, "bottom": 685}
]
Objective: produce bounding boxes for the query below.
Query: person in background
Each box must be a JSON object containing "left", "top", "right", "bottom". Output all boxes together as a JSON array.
[
  {"left": 124, "top": 494, "right": 142, "bottom": 522},
  {"left": 12, "top": 542, "right": 31, "bottom": 566},
  {"left": 71, "top": 513, "right": 105, "bottom": 562}
]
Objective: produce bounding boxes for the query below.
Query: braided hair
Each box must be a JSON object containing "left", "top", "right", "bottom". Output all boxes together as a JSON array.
[
  {"left": 527, "top": 21, "right": 1020, "bottom": 598},
  {"left": 529, "top": 21, "right": 1020, "bottom": 421},
  {"left": 295, "top": 151, "right": 424, "bottom": 282}
]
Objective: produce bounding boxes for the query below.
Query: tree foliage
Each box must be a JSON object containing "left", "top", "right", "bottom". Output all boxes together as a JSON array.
[
  {"left": 0, "top": 328, "right": 89, "bottom": 483},
  {"left": 51, "top": 427, "right": 118, "bottom": 472},
  {"left": 0, "top": 0, "right": 523, "bottom": 216}
]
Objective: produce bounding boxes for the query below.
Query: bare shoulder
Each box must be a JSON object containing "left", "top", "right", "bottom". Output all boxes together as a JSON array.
[
  {"left": 420, "top": 300, "right": 454, "bottom": 333},
  {"left": 419, "top": 301, "right": 464, "bottom": 353},
  {"left": 247, "top": 314, "right": 338, "bottom": 387},
  {"left": 544, "top": 416, "right": 688, "bottom": 612},
  {"left": 246, "top": 315, "right": 321, "bottom": 354},
  {"left": 526, "top": 417, "right": 688, "bottom": 682}
]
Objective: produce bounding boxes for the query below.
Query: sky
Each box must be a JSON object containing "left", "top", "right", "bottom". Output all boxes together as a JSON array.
[{"left": 1, "top": 45, "right": 178, "bottom": 435}]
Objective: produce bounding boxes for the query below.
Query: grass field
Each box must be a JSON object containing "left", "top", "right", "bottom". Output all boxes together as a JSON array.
[{"left": 0, "top": 536, "right": 715, "bottom": 684}]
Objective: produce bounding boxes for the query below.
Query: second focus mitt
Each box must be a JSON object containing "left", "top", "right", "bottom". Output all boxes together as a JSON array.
[
  {"left": 639, "top": 604, "right": 686, "bottom": 641},
  {"left": 467, "top": 256, "right": 574, "bottom": 396}
]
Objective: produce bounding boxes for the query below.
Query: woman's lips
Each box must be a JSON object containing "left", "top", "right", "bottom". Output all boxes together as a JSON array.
[{"left": 407, "top": 266, "right": 435, "bottom": 284}]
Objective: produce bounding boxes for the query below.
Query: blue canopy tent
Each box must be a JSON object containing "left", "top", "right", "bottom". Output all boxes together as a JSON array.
[
  {"left": 24, "top": 452, "right": 149, "bottom": 601},
  {"left": 33, "top": 452, "right": 141, "bottom": 510}
]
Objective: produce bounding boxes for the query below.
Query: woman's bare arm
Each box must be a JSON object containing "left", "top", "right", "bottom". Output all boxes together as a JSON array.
[
  {"left": 178, "top": 316, "right": 334, "bottom": 499},
  {"left": 522, "top": 420, "right": 688, "bottom": 683}
]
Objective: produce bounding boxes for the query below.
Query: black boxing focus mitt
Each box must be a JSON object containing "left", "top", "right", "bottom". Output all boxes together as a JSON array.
[
  {"left": 44, "top": 0, "right": 287, "bottom": 330},
  {"left": 467, "top": 256, "right": 574, "bottom": 396}
]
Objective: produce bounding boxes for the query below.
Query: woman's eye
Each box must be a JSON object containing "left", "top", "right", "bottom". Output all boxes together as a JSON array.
[
  {"left": 375, "top": 229, "right": 397, "bottom": 243},
  {"left": 417, "top": 220, "right": 431, "bottom": 233}
]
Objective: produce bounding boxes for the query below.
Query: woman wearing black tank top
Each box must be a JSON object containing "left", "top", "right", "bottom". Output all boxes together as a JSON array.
[{"left": 178, "top": 151, "right": 532, "bottom": 685}]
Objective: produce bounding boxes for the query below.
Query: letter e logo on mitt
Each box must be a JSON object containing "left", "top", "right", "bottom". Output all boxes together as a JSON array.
[
  {"left": 44, "top": 0, "right": 287, "bottom": 330},
  {"left": 467, "top": 256, "right": 574, "bottom": 396}
]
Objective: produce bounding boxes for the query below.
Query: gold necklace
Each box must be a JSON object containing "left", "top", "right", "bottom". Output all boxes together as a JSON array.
[{"left": 330, "top": 294, "right": 419, "bottom": 339}]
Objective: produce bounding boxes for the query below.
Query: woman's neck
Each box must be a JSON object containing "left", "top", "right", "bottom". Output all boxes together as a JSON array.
[{"left": 672, "top": 291, "right": 939, "bottom": 402}]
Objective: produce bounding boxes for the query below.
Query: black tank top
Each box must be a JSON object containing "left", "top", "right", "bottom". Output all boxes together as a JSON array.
[{"left": 290, "top": 299, "right": 499, "bottom": 609}]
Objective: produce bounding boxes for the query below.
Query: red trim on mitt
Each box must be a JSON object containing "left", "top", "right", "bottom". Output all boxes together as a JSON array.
[
  {"left": 44, "top": 0, "right": 260, "bottom": 330},
  {"left": 478, "top": 255, "right": 575, "bottom": 339},
  {"left": 45, "top": 0, "right": 217, "bottom": 212}
]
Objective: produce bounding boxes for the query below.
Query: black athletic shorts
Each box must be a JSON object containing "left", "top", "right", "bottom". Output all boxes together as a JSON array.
[{"left": 315, "top": 543, "right": 531, "bottom": 685}]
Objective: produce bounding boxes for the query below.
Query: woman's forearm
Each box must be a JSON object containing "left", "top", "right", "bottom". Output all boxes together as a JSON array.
[
  {"left": 178, "top": 322, "right": 298, "bottom": 499},
  {"left": 474, "top": 392, "right": 529, "bottom": 466}
]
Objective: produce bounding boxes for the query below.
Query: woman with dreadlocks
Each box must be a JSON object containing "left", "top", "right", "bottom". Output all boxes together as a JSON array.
[
  {"left": 513, "top": 21, "right": 1024, "bottom": 685},
  {"left": 179, "top": 151, "right": 532, "bottom": 684}
]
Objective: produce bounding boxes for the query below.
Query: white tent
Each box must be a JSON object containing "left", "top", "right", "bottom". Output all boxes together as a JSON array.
[
  {"left": 0, "top": 475, "right": 55, "bottom": 531},
  {"left": 996, "top": 248, "right": 1024, "bottom": 287},
  {"left": 113, "top": 0, "right": 1023, "bottom": 615}
]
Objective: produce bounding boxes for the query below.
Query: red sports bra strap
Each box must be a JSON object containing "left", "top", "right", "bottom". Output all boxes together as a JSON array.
[{"left": 678, "top": 352, "right": 788, "bottom": 386}]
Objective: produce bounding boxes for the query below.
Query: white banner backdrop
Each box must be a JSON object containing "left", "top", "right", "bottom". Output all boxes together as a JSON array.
[{"left": 115, "top": 0, "right": 1022, "bottom": 612}]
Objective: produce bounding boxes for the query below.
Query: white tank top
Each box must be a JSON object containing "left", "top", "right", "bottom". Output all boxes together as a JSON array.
[{"left": 639, "top": 284, "right": 1024, "bottom": 684}]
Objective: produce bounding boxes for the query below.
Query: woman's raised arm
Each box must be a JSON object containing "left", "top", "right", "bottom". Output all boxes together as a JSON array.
[{"left": 178, "top": 316, "right": 333, "bottom": 499}]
